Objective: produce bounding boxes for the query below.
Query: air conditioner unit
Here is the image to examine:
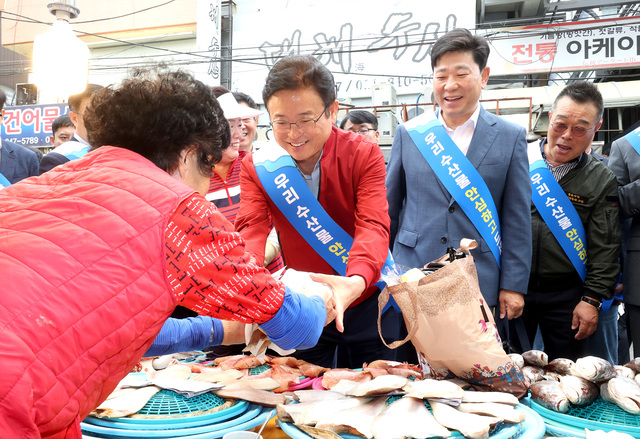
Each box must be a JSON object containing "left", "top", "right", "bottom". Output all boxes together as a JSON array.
[
  {"left": 372, "top": 83, "right": 397, "bottom": 112},
  {"left": 377, "top": 111, "right": 398, "bottom": 140},
  {"left": 15, "top": 83, "right": 38, "bottom": 106}
]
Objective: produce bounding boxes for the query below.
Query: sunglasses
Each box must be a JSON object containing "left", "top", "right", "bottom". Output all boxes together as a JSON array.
[{"left": 550, "top": 121, "right": 597, "bottom": 138}]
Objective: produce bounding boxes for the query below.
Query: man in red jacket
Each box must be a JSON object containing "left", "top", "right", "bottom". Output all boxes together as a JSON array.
[{"left": 235, "top": 55, "right": 395, "bottom": 368}]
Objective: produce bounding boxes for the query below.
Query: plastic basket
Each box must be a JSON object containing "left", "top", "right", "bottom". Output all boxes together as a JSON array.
[{"left": 529, "top": 398, "right": 640, "bottom": 438}]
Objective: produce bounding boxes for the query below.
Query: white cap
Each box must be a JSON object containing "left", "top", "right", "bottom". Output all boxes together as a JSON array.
[{"left": 217, "top": 92, "right": 263, "bottom": 120}]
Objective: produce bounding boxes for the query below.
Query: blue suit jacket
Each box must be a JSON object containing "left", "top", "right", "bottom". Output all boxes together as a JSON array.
[
  {"left": 386, "top": 107, "right": 532, "bottom": 307},
  {"left": 0, "top": 139, "right": 39, "bottom": 184}
]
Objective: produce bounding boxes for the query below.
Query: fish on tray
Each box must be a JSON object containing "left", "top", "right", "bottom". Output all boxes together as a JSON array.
[
  {"left": 402, "top": 378, "right": 464, "bottom": 401},
  {"left": 457, "top": 402, "right": 525, "bottom": 423},
  {"left": 322, "top": 368, "right": 373, "bottom": 389},
  {"left": 600, "top": 376, "right": 640, "bottom": 414},
  {"left": 315, "top": 396, "right": 389, "bottom": 438},
  {"left": 614, "top": 365, "right": 635, "bottom": 379},
  {"left": 521, "top": 365, "right": 545, "bottom": 383},
  {"left": 371, "top": 396, "right": 451, "bottom": 439},
  {"left": 546, "top": 358, "right": 575, "bottom": 375},
  {"left": 461, "top": 390, "right": 519, "bottom": 406},
  {"left": 332, "top": 374, "right": 408, "bottom": 397},
  {"left": 570, "top": 356, "right": 616, "bottom": 383},
  {"left": 429, "top": 400, "right": 501, "bottom": 439},
  {"left": 530, "top": 380, "right": 570, "bottom": 413},
  {"left": 522, "top": 349, "right": 548, "bottom": 368},
  {"left": 558, "top": 375, "right": 599, "bottom": 406},
  {"left": 277, "top": 396, "right": 372, "bottom": 426}
]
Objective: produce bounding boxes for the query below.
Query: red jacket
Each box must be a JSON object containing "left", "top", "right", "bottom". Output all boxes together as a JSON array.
[
  {"left": 0, "top": 147, "right": 193, "bottom": 438},
  {"left": 236, "top": 127, "right": 390, "bottom": 306}
]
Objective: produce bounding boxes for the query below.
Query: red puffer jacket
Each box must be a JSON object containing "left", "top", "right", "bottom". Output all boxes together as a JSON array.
[{"left": 0, "top": 146, "right": 194, "bottom": 438}]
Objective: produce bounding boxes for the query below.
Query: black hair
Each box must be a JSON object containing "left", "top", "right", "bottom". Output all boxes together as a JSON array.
[
  {"left": 552, "top": 81, "right": 604, "bottom": 121},
  {"left": 51, "top": 114, "right": 74, "bottom": 135},
  {"left": 233, "top": 91, "right": 258, "bottom": 110},
  {"left": 430, "top": 28, "right": 490, "bottom": 71},
  {"left": 262, "top": 55, "right": 335, "bottom": 110},
  {"left": 339, "top": 110, "right": 378, "bottom": 130}
]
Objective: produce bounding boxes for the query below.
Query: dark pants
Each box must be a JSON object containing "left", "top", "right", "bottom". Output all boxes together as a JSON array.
[
  {"left": 522, "top": 284, "right": 589, "bottom": 361},
  {"left": 627, "top": 303, "right": 640, "bottom": 358},
  {"left": 294, "top": 290, "right": 400, "bottom": 368}
]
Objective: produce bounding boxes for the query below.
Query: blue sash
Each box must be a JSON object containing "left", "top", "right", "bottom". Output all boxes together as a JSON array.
[
  {"left": 625, "top": 126, "right": 640, "bottom": 155},
  {"left": 0, "top": 172, "right": 10, "bottom": 188},
  {"left": 404, "top": 111, "right": 502, "bottom": 268},
  {"left": 253, "top": 141, "right": 398, "bottom": 312},
  {"left": 528, "top": 142, "right": 587, "bottom": 281}
]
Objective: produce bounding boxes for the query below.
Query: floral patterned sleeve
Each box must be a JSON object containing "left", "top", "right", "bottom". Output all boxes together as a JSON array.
[{"left": 165, "top": 194, "right": 284, "bottom": 324}]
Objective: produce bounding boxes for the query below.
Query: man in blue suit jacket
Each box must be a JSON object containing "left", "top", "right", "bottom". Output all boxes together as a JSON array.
[
  {"left": 0, "top": 90, "right": 39, "bottom": 186},
  {"left": 386, "top": 29, "right": 532, "bottom": 358}
]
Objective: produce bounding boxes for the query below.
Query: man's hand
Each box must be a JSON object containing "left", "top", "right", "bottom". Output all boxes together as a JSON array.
[
  {"left": 572, "top": 300, "right": 599, "bottom": 340},
  {"left": 221, "top": 320, "right": 248, "bottom": 345},
  {"left": 499, "top": 289, "right": 524, "bottom": 319},
  {"left": 309, "top": 273, "right": 366, "bottom": 333}
]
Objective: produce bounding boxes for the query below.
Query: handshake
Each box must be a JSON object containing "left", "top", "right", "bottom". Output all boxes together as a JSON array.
[{"left": 281, "top": 269, "right": 367, "bottom": 333}]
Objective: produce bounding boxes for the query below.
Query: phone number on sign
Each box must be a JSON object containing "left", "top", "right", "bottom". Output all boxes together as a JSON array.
[{"left": 15, "top": 137, "right": 42, "bottom": 145}]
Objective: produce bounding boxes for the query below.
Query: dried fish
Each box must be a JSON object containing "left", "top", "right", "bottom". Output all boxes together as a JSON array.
[
  {"left": 530, "top": 380, "right": 570, "bottom": 413},
  {"left": 522, "top": 365, "right": 545, "bottom": 383},
  {"left": 429, "top": 400, "right": 500, "bottom": 439},
  {"left": 371, "top": 397, "right": 451, "bottom": 439},
  {"left": 559, "top": 375, "right": 599, "bottom": 406},
  {"left": 570, "top": 356, "right": 616, "bottom": 383},
  {"left": 508, "top": 353, "right": 524, "bottom": 369},
  {"left": 600, "top": 376, "right": 640, "bottom": 415},
  {"left": 461, "top": 390, "right": 519, "bottom": 406},
  {"left": 315, "top": 396, "right": 389, "bottom": 438},
  {"left": 403, "top": 378, "right": 464, "bottom": 401},
  {"left": 457, "top": 402, "right": 525, "bottom": 423},
  {"left": 546, "top": 358, "right": 575, "bottom": 375},
  {"left": 522, "top": 350, "right": 548, "bottom": 367}
]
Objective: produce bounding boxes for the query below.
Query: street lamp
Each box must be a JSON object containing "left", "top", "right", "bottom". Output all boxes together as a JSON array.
[{"left": 32, "top": 1, "right": 89, "bottom": 100}]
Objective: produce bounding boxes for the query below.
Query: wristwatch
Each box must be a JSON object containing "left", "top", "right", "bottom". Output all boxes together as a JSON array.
[{"left": 581, "top": 296, "right": 602, "bottom": 310}]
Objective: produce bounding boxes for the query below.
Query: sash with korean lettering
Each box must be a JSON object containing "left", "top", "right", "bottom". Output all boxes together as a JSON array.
[
  {"left": 625, "top": 126, "right": 640, "bottom": 156},
  {"left": 253, "top": 141, "right": 398, "bottom": 311},
  {"left": 528, "top": 141, "right": 587, "bottom": 281},
  {"left": 404, "top": 111, "right": 502, "bottom": 268},
  {"left": 0, "top": 172, "right": 10, "bottom": 188}
]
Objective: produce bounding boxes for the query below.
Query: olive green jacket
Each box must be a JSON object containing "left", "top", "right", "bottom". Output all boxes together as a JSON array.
[{"left": 529, "top": 141, "right": 620, "bottom": 301}]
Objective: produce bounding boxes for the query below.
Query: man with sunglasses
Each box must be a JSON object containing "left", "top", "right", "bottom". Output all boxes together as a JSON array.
[
  {"left": 523, "top": 80, "right": 620, "bottom": 361},
  {"left": 235, "top": 55, "right": 396, "bottom": 368}
]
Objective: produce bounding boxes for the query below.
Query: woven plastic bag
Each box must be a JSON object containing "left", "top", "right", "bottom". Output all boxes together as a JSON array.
[{"left": 378, "top": 239, "right": 528, "bottom": 398}]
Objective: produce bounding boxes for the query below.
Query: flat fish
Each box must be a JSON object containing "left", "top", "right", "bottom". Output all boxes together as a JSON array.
[
  {"left": 214, "top": 387, "right": 286, "bottom": 407},
  {"left": 429, "top": 400, "right": 500, "bottom": 439},
  {"left": 93, "top": 364, "right": 192, "bottom": 418},
  {"left": 277, "top": 397, "right": 372, "bottom": 425},
  {"left": 371, "top": 396, "right": 451, "bottom": 439},
  {"left": 600, "top": 376, "right": 640, "bottom": 414},
  {"left": 315, "top": 396, "right": 389, "bottom": 438},
  {"left": 461, "top": 390, "right": 519, "bottom": 406},
  {"left": 570, "top": 356, "right": 616, "bottom": 383},
  {"left": 322, "top": 369, "right": 372, "bottom": 389},
  {"left": 546, "top": 358, "right": 575, "bottom": 375},
  {"left": 522, "top": 349, "right": 548, "bottom": 367},
  {"left": 457, "top": 402, "right": 525, "bottom": 423},
  {"left": 297, "top": 425, "right": 343, "bottom": 439},
  {"left": 343, "top": 375, "right": 408, "bottom": 397},
  {"left": 559, "top": 375, "right": 599, "bottom": 406},
  {"left": 530, "top": 380, "right": 570, "bottom": 413},
  {"left": 293, "top": 389, "right": 346, "bottom": 403},
  {"left": 189, "top": 369, "right": 245, "bottom": 382},
  {"left": 403, "top": 378, "right": 464, "bottom": 401}
]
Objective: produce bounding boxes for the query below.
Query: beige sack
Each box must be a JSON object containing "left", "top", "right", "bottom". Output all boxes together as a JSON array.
[{"left": 379, "top": 240, "right": 528, "bottom": 398}]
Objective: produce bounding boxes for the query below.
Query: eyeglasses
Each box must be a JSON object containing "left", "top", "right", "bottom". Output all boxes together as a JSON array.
[
  {"left": 550, "top": 121, "right": 597, "bottom": 138},
  {"left": 270, "top": 106, "right": 329, "bottom": 134},
  {"left": 349, "top": 128, "right": 376, "bottom": 136}
]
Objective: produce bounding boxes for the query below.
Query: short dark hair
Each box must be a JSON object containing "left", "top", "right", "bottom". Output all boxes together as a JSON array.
[
  {"left": 262, "top": 55, "right": 336, "bottom": 110},
  {"left": 0, "top": 89, "right": 6, "bottom": 111},
  {"left": 552, "top": 81, "right": 604, "bottom": 121},
  {"left": 210, "top": 85, "right": 230, "bottom": 99},
  {"left": 430, "top": 28, "right": 490, "bottom": 71},
  {"left": 84, "top": 68, "right": 229, "bottom": 176},
  {"left": 52, "top": 114, "right": 74, "bottom": 135},
  {"left": 339, "top": 110, "right": 378, "bottom": 130},
  {"left": 233, "top": 91, "right": 258, "bottom": 110},
  {"left": 68, "top": 84, "right": 103, "bottom": 112}
]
